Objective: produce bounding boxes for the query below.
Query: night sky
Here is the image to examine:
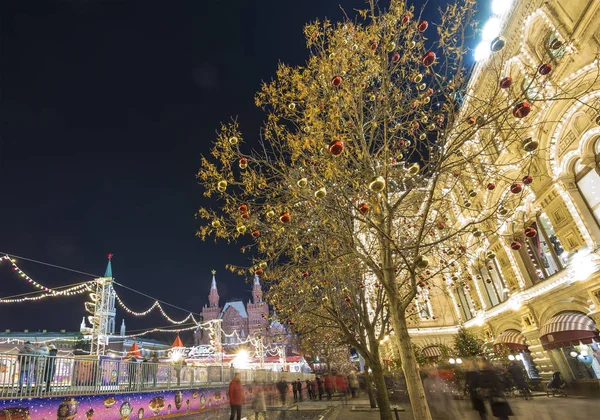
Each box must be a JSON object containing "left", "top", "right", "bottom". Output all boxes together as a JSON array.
[{"left": 0, "top": 0, "right": 485, "bottom": 339}]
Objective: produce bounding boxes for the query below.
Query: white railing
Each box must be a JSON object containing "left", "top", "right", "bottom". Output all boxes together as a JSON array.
[{"left": 0, "top": 353, "right": 313, "bottom": 399}]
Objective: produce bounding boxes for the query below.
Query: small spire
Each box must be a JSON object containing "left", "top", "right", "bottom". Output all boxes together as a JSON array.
[
  {"left": 211, "top": 270, "right": 217, "bottom": 289},
  {"left": 254, "top": 273, "right": 260, "bottom": 285},
  {"left": 104, "top": 254, "right": 113, "bottom": 278}
]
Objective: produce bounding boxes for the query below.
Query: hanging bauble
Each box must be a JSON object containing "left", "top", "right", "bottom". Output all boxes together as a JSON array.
[
  {"left": 288, "top": 102, "right": 296, "bottom": 110},
  {"left": 513, "top": 101, "right": 531, "bottom": 118},
  {"left": 386, "top": 42, "right": 396, "bottom": 52},
  {"left": 428, "top": 123, "right": 435, "bottom": 130},
  {"left": 217, "top": 180, "right": 227, "bottom": 192},
  {"left": 414, "top": 73, "right": 423, "bottom": 83},
  {"left": 437, "top": 222, "right": 445, "bottom": 229},
  {"left": 522, "top": 175, "right": 533, "bottom": 185},
  {"left": 407, "top": 162, "right": 420, "bottom": 176},
  {"left": 402, "top": 14, "right": 410, "bottom": 25},
  {"left": 369, "top": 94, "right": 376, "bottom": 101},
  {"left": 467, "top": 116, "right": 476, "bottom": 125},
  {"left": 418, "top": 83, "right": 427, "bottom": 91},
  {"left": 370, "top": 41, "right": 378, "bottom": 50},
  {"left": 241, "top": 212, "right": 249, "bottom": 219},
  {"left": 255, "top": 268, "right": 264, "bottom": 276},
  {"left": 297, "top": 178, "right": 308, "bottom": 188},
  {"left": 510, "top": 241, "right": 522, "bottom": 250},
  {"left": 314, "top": 187, "right": 327, "bottom": 199},
  {"left": 416, "top": 256, "right": 429, "bottom": 268},
  {"left": 419, "top": 133, "right": 427, "bottom": 140},
  {"left": 418, "top": 281, "right": 426, "bottom": 288},
  {"left": 239, "top": 158, "right": 248, "bottom": 169},
  {"left": 472, "top": 228, "right": 482, "bottom": 237},
  {"left": 329, "top": 140, "right": 344, "bottom": 156},
  {"left": 499, "top": 77, "right": 512, "bottom": 89},
  {"left": 369, "top": 176, "right": 386, "bottom": 192},
  {"left": 538, "top": 63, "right": 552, "bottom": 75},
  {"left": 211, "top": 220, "right": 221, "bottom": 228},
  {"left": 359, "top": 283, "right": 365, "bottom": 289},
  {"left": 422, "top": 51, "right": 436, "bottom": 66},
  {"left": 251, "top": 230, "right": 260, "bottom": 238},
  {"left": 302, "top": 271, "right": 309, "bottom": 278},
  {"left": 486, "top": 279, "right": 492, "bottom": 283},
  {"left": 468, "top": 189, "right": 477, "bottom": 198},
  {"left": 238, "top": 204, "right": 248, "bottom": 213},
  {"left": 392, "top": 52, "right": 400, "bottom": 63},
  {"left": 358, "top": 203, "right": 370, "bottom": 214},
  {"left": 486, "top": 251, "right": 496, "bottom": 260},
  {"left": 522, "top": 138, "right": 539, "bottom": 152},
  {"left": 266, "top": 209, "right": 275, "bottom": 218},
  {"left": 498, "top": 207, "right": 509, "bottom": 216},
  {"left": 331, "top": 76, "right": 343, "bottom": 87},
  {"left": 279, "top": 213, "right": 291, "bottom": 223},
  {"left": 464, "top": 200, "right": 472, "bottom": 208},
  {"left": 236, "top": 225, "right": 247, "bottom": 234},
  {"left": 476, "top": 116, "right": 486, "bottom": 127},
  {"left": 550, "top": 38, "right": 563, "bottom": 50},
  {"left": 229, "top": 136, "right": 238, "bottom": 145},
  {"left": 418, "top": 20, "right": 429, "bottom": 32},
  {"left": 490, "top": 37, "right": 505, "bottom": 52},
  {"left": 259, "top": 261, "right": 267, "bottom": 269},
  {"left": 487, "top": 183, "right": 496, "bottom": 190},
  {"left": 345, "top": 295, "right": 351, "bottom": 302},
  {"left": 524, "top": 227, "right": 537, "bottom": 238},
  {"left": 510, "top": 183, "right": 522, "bottom": 194}
]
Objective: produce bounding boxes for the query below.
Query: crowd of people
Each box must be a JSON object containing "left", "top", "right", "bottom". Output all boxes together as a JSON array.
[{"left": 16, "top": 341, "right": 58, "bottom": 393}]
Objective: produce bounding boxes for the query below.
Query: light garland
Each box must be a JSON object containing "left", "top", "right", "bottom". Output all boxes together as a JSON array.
[
  {"left": 0, "top": 255, "right": 95, "bottom": 296},
  {"left": 113, "top": 289, "right": 199, "bottom": 325},
  {"left": 0, "top": 284, "right": 91, "bottom": 303}
]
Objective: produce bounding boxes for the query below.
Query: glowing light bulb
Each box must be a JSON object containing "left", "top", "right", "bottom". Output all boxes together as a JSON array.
[
  {"left": 449, "top": 358, "right": 456, "bottom": 364},
  {"left": 508, "top": 354, "right": 515, "bottom": 361},
  {"left": 474, "top": 42, "right": 491, "bottom": 62},
  {"left": 492, "top": 0, "right": 513, "bottom": 16},
  {"left": 482, "top": 18, "right": 502, "bottom": 41}
]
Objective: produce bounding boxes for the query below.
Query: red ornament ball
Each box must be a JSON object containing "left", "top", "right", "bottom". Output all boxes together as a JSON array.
[
  {"left": 279, "top": 213, "right": 291, "bottom": 223},
  {"left": 510, "top": 183, "right": 522, "bottom": 194},
  {"left": 402, "top": 14, "right": 410, "bottom": 25},
  {"left": 467, "top": 116, "right": 477, "bottom": 125},
  {"left": 255, "top": 268, "right": 264, "bottom": 276},
  {"left": 302, "top": 271, "right": 309, "bottom": 277},
  {"left": 418, "top": 281, "right": 426, "bottom": 288},
  {"left": 241, "top": 212, "right": 249, "bottom": 219},
  {"left": 370, "top": 41, "right": 378, "bottom": 50},
  {"left": 345, "top": 296, "right": 351, "bottom": 302},
  {"left": 358, "top": 203, "right": 370, "bottom": 214},
  {"left": 329, "top": 140, "right": 344, "bottom": 156},
  {"left": 392, "top": 52, "right": 400, "bottom": 63},
  {"left": 499, "top": 77, "right": 512, "bottom": 89},
  {"left": 239, "top": 157, "right": 248, "bottom": 169},
  {"left": 513, "top": 101, "right": 532, "bottom": 118},
  {"left": 525, "top": 227, "right": 537, "bottom": 238},
  {"left": 538, "top": 63, "right": 552, "bottom": 75},
  {"left": 238, "top": 204, "right": 248, "bottom": 213},
  {"left": 251, "top": 230, "right": 260, "bottom": 238},
  {"left": 331, "top": 75, "right": 343, "bottom": 87},
  {"left": 487, "top": 182, "right": 496, "bottom": 190},
  {"left": 522, "top": 175, "right": 533, "bottom": 185},
  {"left": 511, "top": 241, "right": 522, "bottom": 250},
  {"left": 418, "top": 20, "right": 429, "bottom": 32},
  {"left": 422, "top": 51, "right": 436, "bottom": 66}
]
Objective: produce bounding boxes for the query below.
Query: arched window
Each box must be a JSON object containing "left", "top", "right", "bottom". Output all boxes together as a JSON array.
[
  {"left": 478, "top": 258, "right": 508, "bottom": 307},
  {"left": 574, "top": 157, "right": 600, "bottom": 227},
  {"left": 523, "top": 213, "right": 565, "bottom": 281},
  {"left": 546, "top": 33, "right": 565, "bottom": 62},
  {"left": 456, "top": 287, "right": 474, "bottom": 321}
]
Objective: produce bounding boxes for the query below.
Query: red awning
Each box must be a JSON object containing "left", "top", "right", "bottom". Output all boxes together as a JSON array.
[
  {"left": 540, "top": 312, "right": 599, "bottom": 350},
  {"left": 421, "top": 345, "right": 442, "bottom": 359},
  {"left": 125, "top": 342, "right": 141, "bottom": 359},
  {"left": 493, "top": 329, "right": 528, "bottom": 352}
]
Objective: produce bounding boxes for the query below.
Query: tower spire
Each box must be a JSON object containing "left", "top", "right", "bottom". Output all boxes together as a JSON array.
[
  {"left": 208, "top": 270, "right": 219, "bottom": 307},
  {"left": 104, "top": 253, "right": 113, "bottom": 278},
  {"left": 252, "top": 273, "right": 263, "bottom": 303},
  {"left": 211, "top": 269, "right": 217, "bottom": 289}
]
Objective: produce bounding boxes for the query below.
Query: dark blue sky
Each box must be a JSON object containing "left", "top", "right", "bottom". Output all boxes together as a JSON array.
[{"left": 0, "top": 0, "right": 485, "bottom": 336}]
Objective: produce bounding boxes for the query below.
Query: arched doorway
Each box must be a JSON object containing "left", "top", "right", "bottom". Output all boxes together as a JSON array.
[
  {"left": 493, "top": 329, "right": 540, "bottom": 378},
  {"left": 540, "top": 311, "right": 600, "bottom": 380}
]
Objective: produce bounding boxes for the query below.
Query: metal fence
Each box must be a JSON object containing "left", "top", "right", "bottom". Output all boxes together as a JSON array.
[{"left": 0, "top": 353, "right": 314, "bottom": 399}]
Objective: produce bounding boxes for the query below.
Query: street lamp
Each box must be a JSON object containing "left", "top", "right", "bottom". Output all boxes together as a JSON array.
[
  {"left": 455, "top": 358, "right": 463, "bottom": 365},
  {"left": 508, "top": 354, "right": 515, "bottom": 361},
  {"left": 449, "top": 358, "right": 456, "bottom": 364}
]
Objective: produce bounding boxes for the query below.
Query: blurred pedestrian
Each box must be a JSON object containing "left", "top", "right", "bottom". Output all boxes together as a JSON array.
[
  {"left": 316, "top": 376, "right": 324, "bottom": 400},
  {"left": 474, "top": 359, "right": 513, "bottom": 420},
  {"left": 44, "top": 345, "right": 58, "bottom": 392},
  {"left": 296, "top": 378, "right": 303, "bottom": 401},
  {"left": 276, "top": 378, "right": 288, "bottom": 405},
  {"left": 150, "top": 352, "right": 159, "bottom": 387},
  {"left": 306, "top": 379, "right": 313, "bottom": 400},
  {"left": 227, "top": 372, "right": 244, "bottom": 420},
  {"left": 292, "top": 378, "right": 298, "bottom": 401},
  {"left": 324, "top": 374, "right": 335, "bottom": 400},
  {"left": 252, "top": 381, "right": 266, "bottom": 420},
  {"left": 17, "top": 341, "right": 35, "bottom": 393},
  {"left": 348, "top": 372, "right": 359, "bottom": 398},
  {"left": 127, "top": 356, "right": 138, "bottom": 390},
  {"left": 336, "top": 374, "right": 348, "bottom": 405},
  {"left": 507, "top": 361, "right": 530, "bottom": 399}
]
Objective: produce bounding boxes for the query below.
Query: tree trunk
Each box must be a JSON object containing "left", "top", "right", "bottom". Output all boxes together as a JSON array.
[
  {"left": 363, "top": 363, "right": 378, "bottom": 409},
  {"left": 371, "top": 361, "right": 394, "bottom": 420},
  {"left": 390, "top": 310, "right": 432, "bottom": 420}
]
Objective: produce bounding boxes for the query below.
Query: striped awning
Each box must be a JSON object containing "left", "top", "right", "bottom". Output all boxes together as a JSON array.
[
  {"left": 493, "top": 329, "right": 528, "bottom": 352},
  {"left": 422, "top": 345, "right": 442, "bottom": 359},
  {"left": 540, "top": 312, "right": 599, "bottom": 350}
]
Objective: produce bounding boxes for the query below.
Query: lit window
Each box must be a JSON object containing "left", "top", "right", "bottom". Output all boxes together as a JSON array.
[{"left": 575, "top": 158, "right": 600, "bottom": 227}]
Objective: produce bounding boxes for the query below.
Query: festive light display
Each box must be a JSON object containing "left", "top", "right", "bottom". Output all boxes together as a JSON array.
[{"left": 113, "top": 289, "right": 198, "bottom": 325}]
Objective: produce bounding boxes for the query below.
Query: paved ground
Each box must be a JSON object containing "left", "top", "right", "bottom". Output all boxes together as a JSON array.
[{"left": 177, "top": 394, "right": 600, "bottom": 419}]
